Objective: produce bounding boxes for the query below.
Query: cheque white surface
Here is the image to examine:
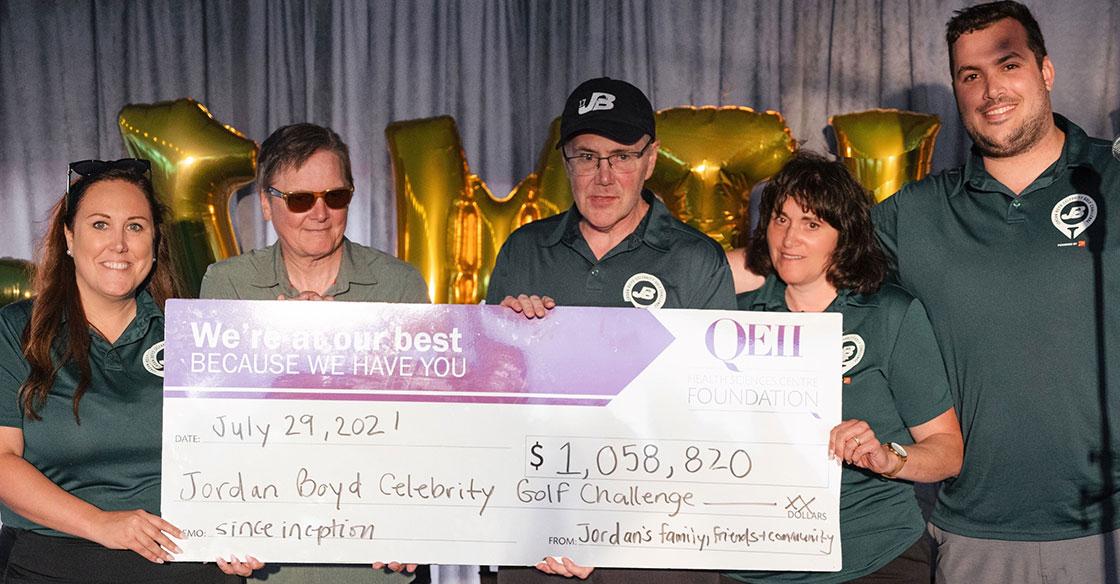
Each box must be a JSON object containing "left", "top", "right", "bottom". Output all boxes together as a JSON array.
[{"left": 161, "top": 300, "right": 842, "bottom": 570}]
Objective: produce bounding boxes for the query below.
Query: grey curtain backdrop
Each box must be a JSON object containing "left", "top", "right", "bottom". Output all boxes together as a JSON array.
[{"left": 1, "top": 0, "right": 1118, "bottom": 262}]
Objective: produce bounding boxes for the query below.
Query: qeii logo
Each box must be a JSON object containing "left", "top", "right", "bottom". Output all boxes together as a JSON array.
[
  {"left": 705, "top": 318, "right": 803, "bottom": 372},
  {"left": 1051, "top": 194, "right": 1097, "bottom": 240},
  {"left": 578, "top": 92, "right": 616, "bottom": 115}
]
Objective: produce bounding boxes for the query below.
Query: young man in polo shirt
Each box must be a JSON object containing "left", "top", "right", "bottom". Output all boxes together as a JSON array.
[
  {"left": 487, "top": 78, "right": 736, "bottom": 583},
  {"left": 872, "top": 2, "right": 1120, "bottom": 582}
]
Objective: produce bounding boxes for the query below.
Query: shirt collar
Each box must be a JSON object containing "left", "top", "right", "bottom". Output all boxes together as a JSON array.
[
  {"left": 961, "top": 113, "right": 1090, "bottom": 195},
  {"left": 98, "top": 289, "right": 161, "bottom": 347},
  {"left": 60, "top": 288, "right": 159, "bottom": 323},
  {"left": 741, "top": 274, "right": 853, "bottom": 312},
  {"left": 327, "top": 239, "right": 375, "bottom": 296},
  {"left": 247, "top": 241, "right": 289, "bottom": 289},
  {"left": 541, "top": 190, "right": 672, "bottom": 252},
  {"left": 741, "top": 274, "right": 787, "bottom": 311},
  {"left": 249, "top": 238, "right": 365, "bottom": 295}
]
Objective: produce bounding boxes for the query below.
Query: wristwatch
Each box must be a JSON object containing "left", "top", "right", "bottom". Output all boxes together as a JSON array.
[{"left": 882, "top": 442, "right": 908, "bottom": 478}]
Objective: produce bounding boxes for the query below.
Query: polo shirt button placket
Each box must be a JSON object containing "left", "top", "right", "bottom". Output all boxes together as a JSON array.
[
  {"left": 106, "top": 349, "right": 124, "bottom": 372},
  {"left": 587, "top": 265, "right": 604, "bottom": 291},
  {"left": 1007, "top": 197, "right": 1026, "bottom": 223}
]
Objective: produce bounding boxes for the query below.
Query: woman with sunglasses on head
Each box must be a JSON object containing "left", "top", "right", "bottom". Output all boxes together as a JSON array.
[
  {"left": 199, "top": 123, "right": 426, "bottom": 583},
  {"left": 0, "top": 160, "right": 255, "bottom": 582},
  {"left": 725, "top": 153, "right": 963, "bottom": 584}
]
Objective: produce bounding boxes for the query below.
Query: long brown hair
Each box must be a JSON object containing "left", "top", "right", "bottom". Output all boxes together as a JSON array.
[{"left": 21, "top": 167, "right": 181, "bottom": 422}]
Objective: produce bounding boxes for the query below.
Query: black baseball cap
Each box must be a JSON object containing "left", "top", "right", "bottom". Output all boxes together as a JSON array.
[{"left": 557, "top": 77, "right": 655, "bottom": 148}]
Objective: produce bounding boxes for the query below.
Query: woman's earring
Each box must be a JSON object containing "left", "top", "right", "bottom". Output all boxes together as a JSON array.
[{"left": 66, "top": 249, "right": 73, "bottom": 257}]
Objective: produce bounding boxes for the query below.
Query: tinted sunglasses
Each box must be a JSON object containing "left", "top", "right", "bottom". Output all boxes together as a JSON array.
[
  {"left": 66, "top": 158, "right": 152, "bottom": 210},
  {"left": 265, "top": 185, "right": 354, "bottom": 213}
]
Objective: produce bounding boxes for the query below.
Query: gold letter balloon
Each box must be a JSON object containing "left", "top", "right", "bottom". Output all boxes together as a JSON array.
[
  {"left": 387, "top": 116, "right": 572, "bottom": 304},
  {"left": 829, "top": 109, "right": 941, "bottom": 202},
  {"left": 0, "top": 258, "right": 34, "bottom": 308},
  {"left": 647, "top": 106, "right": 797, "bottom": 249},
  {"left": 118, "top": 99, "right": 257, "bottom": 296}
]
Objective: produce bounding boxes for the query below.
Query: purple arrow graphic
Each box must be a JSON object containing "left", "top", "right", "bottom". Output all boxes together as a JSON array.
[
  {"left": 494, "top": 305, "right": 676, "bottom": 398},
  {"left": 163, "top": 300, "right": 675, "bottom": 406}
]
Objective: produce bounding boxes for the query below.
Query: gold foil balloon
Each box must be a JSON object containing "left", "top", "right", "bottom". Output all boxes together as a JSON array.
[
  {"left": 647, "top": 107, "right": 797, "bottom": 249},
  {"left": 118, "top": 99, "right": 258, "bottom": 296},
  {"left": 0, "top": 257, "right": 34, "bottom": 307},
  {"left": 387, "top": 116, "right": 571, "bottom": 304},
  {"left": 498, "top": 118, "right": 572, "bottom": 234},
  {"left": 829, "top": 109, "right": 941, "bottom": 202}
]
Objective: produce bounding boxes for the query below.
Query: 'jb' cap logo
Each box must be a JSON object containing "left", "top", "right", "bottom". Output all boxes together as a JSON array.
[{"left": 577, "top": 92, "right": 616, "bottom": 115}]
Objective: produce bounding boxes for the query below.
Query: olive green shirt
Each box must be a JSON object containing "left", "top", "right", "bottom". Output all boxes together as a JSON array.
[
  {"left": 200, "top": 238, "right": 429, "bottom": 303},
  {"left": 199, "top": 238, "right": 420, "bottom": 584},
  {"left": 728, "top": 277, "right": 951, "bottom": 583},
  {"left": 0, "top": 292, "right": 166, "bottom": 537},
  {"left": 872, "top": 115, "right": 1120, "bottom": 540}
]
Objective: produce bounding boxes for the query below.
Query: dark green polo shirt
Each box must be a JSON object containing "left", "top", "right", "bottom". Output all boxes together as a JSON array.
[
  {"left": 872, "top": 115, "right": 1120, "bottom": 540},
  {"left": 727, "top": 277, "right": 951, "bottom": 583},
  {"left": 200, "top": 237, "right": 429, "bottom": 303},
  {"left": 485, "top": 191, "right": 736, "bottom": 310},
  {"left": 0, "top": 292, "right": 166, "bottom": 536}
]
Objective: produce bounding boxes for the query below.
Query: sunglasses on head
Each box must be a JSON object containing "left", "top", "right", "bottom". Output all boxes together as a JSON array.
[
  {"left": 265, "top": 185, "right": 354, "bottom": 213},
  {"left": 66, "top": 158, "right": 152, "bottom": 209}
]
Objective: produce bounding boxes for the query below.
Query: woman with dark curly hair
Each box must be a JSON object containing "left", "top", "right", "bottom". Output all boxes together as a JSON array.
[
  {"left": 0, "top": 160, "right": 256, "bottom": 583},
  {"left": 726, "top": 152, "right": 963, "bottom": 583}
]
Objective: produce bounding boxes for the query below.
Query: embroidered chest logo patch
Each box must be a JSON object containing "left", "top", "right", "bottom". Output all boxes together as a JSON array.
[
  {"left": 143, "top": 341, "right": 165, "bottom": 378},
  {"left": 622, "top": 272, "right": 666, "bottom": 309},
  {"left": 840, "top": 334, "right": 865, "bottom": 374},
  {"left": 1051, "top": 193, "right": 1097, "bottom": 240}
]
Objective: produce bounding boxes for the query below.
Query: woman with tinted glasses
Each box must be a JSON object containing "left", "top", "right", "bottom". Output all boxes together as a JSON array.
[
  {"left": 199, "top": 124, "right": 426, "bottom": 583},
  {"left": 725, "top": 153, "right": 963, "bottom": 584},
  {"left": 0, "top": 160, "right": 252, "bottom": 582},
  {"left": 200, "top": 123, "right": 428, "bottom": 304}
]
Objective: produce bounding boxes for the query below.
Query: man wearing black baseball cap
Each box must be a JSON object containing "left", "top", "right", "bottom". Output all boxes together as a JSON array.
[
  {"left": 488, "top": 79, "right": 736, "bottom": 583},
  {"left": 555, "top": 77, "right": 656, "bottom": 148},
  {"left": 487, "top": 77, "right": 734, "bottom": 319}
]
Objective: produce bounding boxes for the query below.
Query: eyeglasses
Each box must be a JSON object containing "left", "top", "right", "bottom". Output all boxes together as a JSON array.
[
  {"left": 265, "top": 185, "right": 354, "bottom": 213},
  {"left": 562, "top": 138, "right": 654, "bottom": 176}
]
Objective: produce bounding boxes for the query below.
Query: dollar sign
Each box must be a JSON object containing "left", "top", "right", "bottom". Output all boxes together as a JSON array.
[{"left": 529, "top": 441, "right": 545, "bottom": 470}]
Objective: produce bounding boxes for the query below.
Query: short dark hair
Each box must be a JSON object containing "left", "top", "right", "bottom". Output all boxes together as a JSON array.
[
  {"left": 745, "top": 152, "right": 888, "bottom": 295},
  {"left": 257, "top": 123, "right": 354, "bottom": 190},
  {"left": 946, "top": 1, "right": 1048, "bottom": 68}
]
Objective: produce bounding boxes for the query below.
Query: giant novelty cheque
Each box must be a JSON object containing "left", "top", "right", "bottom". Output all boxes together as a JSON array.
[{"left": 160, "top": 300, "right": 842, "bottom": 571}]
